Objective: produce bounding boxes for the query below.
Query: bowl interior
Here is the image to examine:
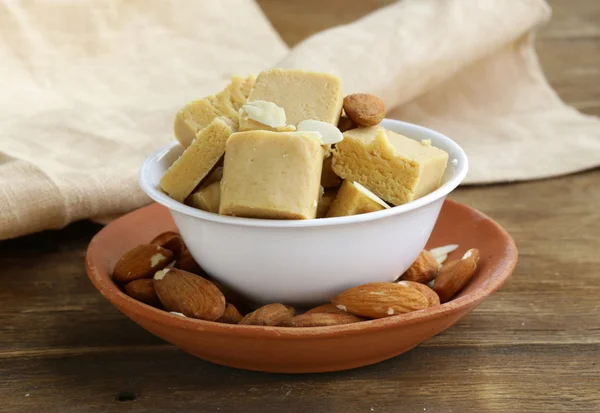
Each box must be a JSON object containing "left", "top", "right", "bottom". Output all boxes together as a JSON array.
[{"left": 138, "top": 119, "right": 468, "bottom": 226}]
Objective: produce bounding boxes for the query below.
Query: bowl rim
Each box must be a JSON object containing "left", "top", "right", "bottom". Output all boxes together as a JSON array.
[
  {"left": 138, "top": 119, "right": 469, "bottom": 228},
  {"left": 86, "top": 200, "right": 517, "bottom": 339}
]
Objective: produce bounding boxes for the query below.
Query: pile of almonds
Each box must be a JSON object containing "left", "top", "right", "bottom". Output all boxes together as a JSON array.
[{"left": 114, "top": 232, "right": 480, "bottom": 327}]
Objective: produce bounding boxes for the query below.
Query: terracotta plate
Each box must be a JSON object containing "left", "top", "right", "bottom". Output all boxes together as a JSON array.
[{"left": 86, "top": 200, "right": 517, "bottom": 373}]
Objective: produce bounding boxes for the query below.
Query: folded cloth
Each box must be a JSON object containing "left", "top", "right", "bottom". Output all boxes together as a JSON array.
[{"left": 1, "top": 0, "right": 599, "bottom": 240}]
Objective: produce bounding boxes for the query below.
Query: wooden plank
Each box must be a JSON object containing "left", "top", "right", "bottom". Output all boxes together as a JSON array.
[{"left": 1, "top": 344, "right": 598, "bottom": 412}]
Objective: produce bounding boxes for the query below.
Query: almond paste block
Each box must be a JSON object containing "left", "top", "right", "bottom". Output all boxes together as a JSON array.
[
  {"left": 219, "top": 131, "right": 324, "bottom": 219},
  {"left": 332, "top": 127, "right": 449, "bottom": 205}
]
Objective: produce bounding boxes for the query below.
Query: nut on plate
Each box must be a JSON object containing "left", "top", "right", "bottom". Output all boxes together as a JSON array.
[
  {"left": 304, "top": 303, "right": 351, "bottom": 315},
  {"left": 124, "top": 279, "right": 162, "bottom": 307},
  {"left": 150, "top": 231, "right": 185, "bottom": 259},
  {"left": 175, "top": 246, "right": 202, "bottom": 274},
  {"left": 216, "top": 303, "right": 244, "bottom": 324},
  {"left": 342, "top": 93, "right": 386, "bottom": 127},
  {"left": 434, "top": 248, "right": 480, "bottom": 303},
  {"left": 332, "top": 282, "right": 429, "bottom": 319},
  {"left": 397, "top": 280, "right": 440, "bottom": 307},
  {"left": 239, "top": 303, "right": 295, "bottom": 326},
  {"left": 399, "top": 250, "right": 439, "bottom": 284},
  {"left": 153, "top": 267, "right": 226, "bottom": 320},
  {"left": 281, "top": 312, "right": 363, "bottom": 327},
  {"left": 112, "top": 244, "right": 174, "bottom": 284}
]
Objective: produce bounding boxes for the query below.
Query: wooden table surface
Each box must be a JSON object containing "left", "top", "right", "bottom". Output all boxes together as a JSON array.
[{"left": 1, "top": 1, "right": 599, "bottom": 412}]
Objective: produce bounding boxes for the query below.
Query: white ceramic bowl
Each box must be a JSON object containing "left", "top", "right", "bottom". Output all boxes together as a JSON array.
[{"left": 139, "top": 119, "right": 468, "bottom": 305}]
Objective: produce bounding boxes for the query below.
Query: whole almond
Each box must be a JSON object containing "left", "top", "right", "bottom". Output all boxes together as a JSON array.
[
  {"left": 281, "top": 313, "right": 363, "bottom": 327},
  {"left": 332, "top": 282, "right": 428, "bottom": 319},
  {"left": 239, "top": 303, "right": 295, "bottom": 326},
  {"left": 343, "top": 94, "right": 385, "bottom": 127},
  {"left": 304, "top": 303, "right": 351, "bottom": 315},
  {"left": 175, "top": 247, "right": 202, "bottom": 274},
  {"left": 397, "top": 280, "right": 440, "bottom": 307},
  {"left": 434, "top": 248, "right": 480, "bottom": 303},
  {"left": 124, "top": 279, "right": 162, "bottom": 307},
  {"left": 113, "top": 244, "right": 174, "bottom": 284},
  {"left": 150, "top": 231, "right": 185, "bottom": 259},
  {"left": 400, "top": 250, "right": 439, "bottom": 284},
  {"left": 153, "top": 268, "right": 225, "bottom": 320},
  {"left": 337, "top": 114, "right": 357, "bottom": 133},
  {"left": 217, "top": 303, "right": 243, "bottom": 324}
]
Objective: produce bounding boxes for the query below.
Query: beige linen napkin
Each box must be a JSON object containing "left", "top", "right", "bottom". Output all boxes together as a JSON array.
[{"left": 1, "top": 0, "right": 599, "bottom": 240}]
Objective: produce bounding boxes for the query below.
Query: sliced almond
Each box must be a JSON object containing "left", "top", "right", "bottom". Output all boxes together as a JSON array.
[
  {"left": 297, "top": 119, "right": 344, "bottom": 145},
  {"left": 399, "top": 250, "right": 439, "bottom": 283},
  {"left": 434, "top": 248, "right": 480, "bottom": 303},
  {"left": 353, "top": 182, "right": 390, "bottom": 209},
  {"left": 429, "top": 244, "right": 459, "bottom": 258},
  {"left": 242, "top": 100, "right": 286, "bottom": 128},
  {"left": 239, "top": 303, "right": 295, "bottom": 326},
  {"left": 281, "top": 313, "right": 363, "bottom": 327},
  {"left": 113, "top": 244, "right": 174, "bottom": 284},
  {"left": 153, "top": 268, "right": 225, "bottom": 321},
  {"left": 331, "top": 282, "right": 429, "bottom": 319}
]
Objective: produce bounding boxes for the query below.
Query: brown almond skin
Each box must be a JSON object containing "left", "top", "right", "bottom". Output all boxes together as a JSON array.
[
  {"left": 175, "top": 247, "right": 202, "bottom": 274},
  {"left": 331, "top": 282, "right": 429, "bottom": 319},
  {"left": 153, "top": 268, "right": 225, "bottom": 321},
  {"left": 239, "top": 303, "right": 295, "bottom": 326},
  {"left": 337, "top": 114, "right": 357, "bottom": 133},
  {"left": 113, "top": 244, "right": 174, "bottom": 284},
  {"left": 400, "top": 250, "right": 439, "bottom": 284},
  {"left": 216, "top": 303, "right": 243, "bottom": 324},
  {"left": 281, "top": 313, "right": 363, "bottom": 327},
  {"left": 304, "top": 303, "right": 352, "bottom": 315},
  {"left": 343, "top": 94, "right": 385, "bottom": 127},
  {"left": 397, "top": 281, "right": 440, "bottom": 307},
  {"left": 434, "top": 249, "right": 480, "bottom": 303},
  {"left": 150, "top": 231, "right": 185, "bottom": 260},
  {"left": 124, "top": 279, "right": 162, "bottom": 308}
]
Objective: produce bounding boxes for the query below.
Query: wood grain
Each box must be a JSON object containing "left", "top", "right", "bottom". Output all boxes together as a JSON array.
[{"left": 1, "top": 1, "right": 599, "bottom": 412}]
